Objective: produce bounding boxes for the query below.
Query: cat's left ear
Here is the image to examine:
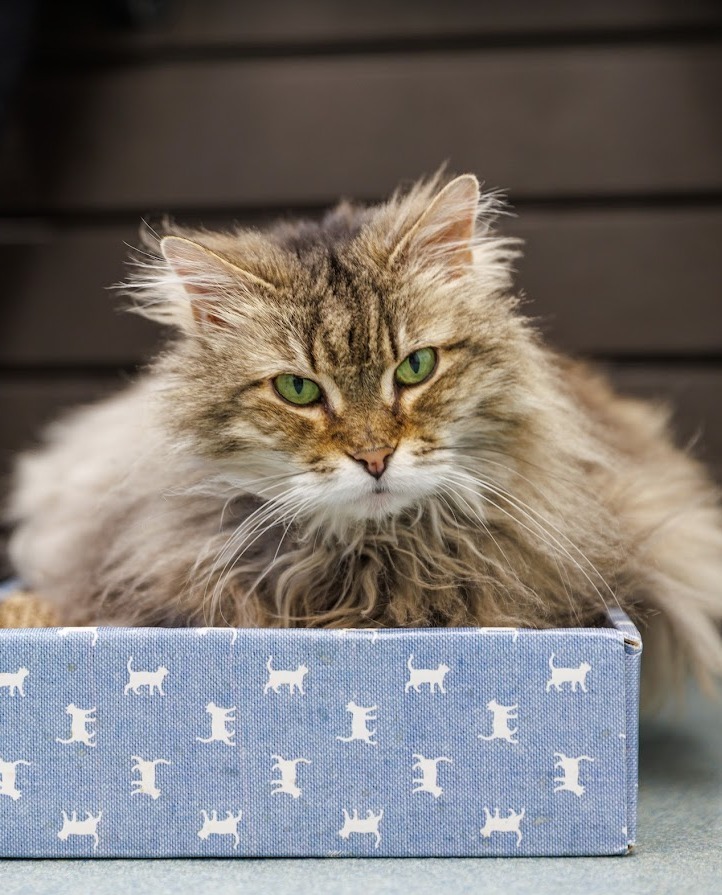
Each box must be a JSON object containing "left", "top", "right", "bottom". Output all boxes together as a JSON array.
[
  {"left": 160, "top": 236, "right": 276, "bottom": 330},
  {"left": 388, "top": 174, "right": 480, "bottom": 277}
]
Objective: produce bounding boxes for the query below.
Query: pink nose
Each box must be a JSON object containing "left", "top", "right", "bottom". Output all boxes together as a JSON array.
[{"left": 350, "top": 446, "right": 395, "bottom": 479}]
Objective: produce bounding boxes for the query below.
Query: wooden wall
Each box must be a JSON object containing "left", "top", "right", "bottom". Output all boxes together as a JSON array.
[{"left": 1, "top": 1, "right": 721, "bottom": 573}]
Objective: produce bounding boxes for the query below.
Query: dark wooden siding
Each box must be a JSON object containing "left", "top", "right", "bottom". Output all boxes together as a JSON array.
[
  {"left": 5, "top": 45, "right": 722, "bottom": 209},
  {"left": 1, "top": 1, "right": 721, "bottom": 577}
]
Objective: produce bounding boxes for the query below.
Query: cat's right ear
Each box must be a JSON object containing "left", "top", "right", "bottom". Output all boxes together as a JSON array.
[{"left": 160, "top": 236, "right": 276, "bottom": 331}]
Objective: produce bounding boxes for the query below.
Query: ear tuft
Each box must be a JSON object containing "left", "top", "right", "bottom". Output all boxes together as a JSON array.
[
  {"left": 160, "top": 236, "right": 276, "bottom": 330},
  {"left": 160, "top": 236, "right": 231, "bottom": 328},
  {"left": 388, "top": 174, "right": 481, "bottom": 277},
  {"left": 160, "top": 236, "right": 217, "bottom": 296}
]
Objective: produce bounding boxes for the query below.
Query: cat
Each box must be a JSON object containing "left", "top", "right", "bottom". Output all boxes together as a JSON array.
[{"left": 4, "top": 173, "right": 722, "bottom": 702}]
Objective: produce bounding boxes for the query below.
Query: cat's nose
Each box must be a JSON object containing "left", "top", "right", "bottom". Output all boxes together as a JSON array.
[{"left": 350, "top": 446, "right": 395, "bottom": 479}]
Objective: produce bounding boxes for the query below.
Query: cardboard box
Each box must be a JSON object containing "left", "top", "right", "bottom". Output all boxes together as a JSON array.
[{"left": 0, "top": 581, "right": 641, "bottom": 857}]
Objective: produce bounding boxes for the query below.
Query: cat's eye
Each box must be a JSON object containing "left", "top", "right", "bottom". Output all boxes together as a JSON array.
[
  {"left": 394, "top": 348, "right": 437, "bottom": 387},
  {"left": 273, "top": 374, "right": 322, "bottom": 406}
]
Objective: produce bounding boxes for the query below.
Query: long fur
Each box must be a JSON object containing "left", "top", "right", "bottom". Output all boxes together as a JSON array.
[{"left": 5, "top": 172, "right": 722, "bottom": 706}]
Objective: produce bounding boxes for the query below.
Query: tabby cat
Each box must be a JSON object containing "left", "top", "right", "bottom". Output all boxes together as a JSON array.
[{"left": 6, "top": 174, "right": 722, "bottom": 700}]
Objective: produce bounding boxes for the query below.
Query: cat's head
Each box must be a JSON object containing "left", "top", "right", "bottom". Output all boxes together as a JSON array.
[{"left": 129, "top": 174, "right": 533, "bottom": 530}]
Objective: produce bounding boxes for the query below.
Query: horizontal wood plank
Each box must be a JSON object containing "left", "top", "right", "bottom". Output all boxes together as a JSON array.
[
  {"left": 3, "top": 46, "right": 721, "bottom": 211},
  {"left": 38, "top": 0, "right": 722, "bottom": 53},
  {"left": 0, "top": 226, "right": 158, "bottom": 366},
  {"left": 513, "top": 208, "right": 722, "bottom": 355},
  {"left": 1, "top": 367, "right": 720, "bottom": 487},
  {"left": 1, "top": 208, "right": 720, "bottom": 364}
]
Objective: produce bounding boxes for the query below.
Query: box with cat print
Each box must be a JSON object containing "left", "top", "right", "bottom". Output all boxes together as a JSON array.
[{"left": 0, "top": 590, "right": 641, "bottom": 858}]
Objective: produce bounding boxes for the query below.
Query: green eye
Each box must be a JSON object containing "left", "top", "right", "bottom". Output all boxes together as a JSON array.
[
  {"left": 395, "top": 347, "right": 437, "bottom": 386},
  {"left": 273, "top": 374, "right": 322, "bottom": 406}
]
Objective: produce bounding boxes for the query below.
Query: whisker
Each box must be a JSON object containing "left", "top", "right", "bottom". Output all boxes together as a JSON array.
[
  {"left": 437, "top": 479, "right": 530, "bottom": 598},
  {"left": 243, "top": 496, "right": 317, "bottom": 599},
  {"left": 446, "top": 458, "right": 578, "bottom": 607},
  {"left": 199, "top": 490, "right": 299, "bottom": 623},
  {"left": 448, "top": 467, "right": 616, "bottom": 599},
  {"left": 448, "top": 444, "right": 587, "bottom": 490},
  {"left": 205, "top": 486, "right": 312, "bottom": 624},
  {"left": 452, "top": 451, "right": 568, "bottom": 509},
  {"left": 211, "top": 501, "right": 292, "bottom": 598},
  {"left": 442, "top": 470, "right": 612, "bottom": 616}
]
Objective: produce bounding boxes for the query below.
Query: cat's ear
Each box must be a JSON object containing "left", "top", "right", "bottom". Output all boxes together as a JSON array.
[
  {"left": 388, "top": 174, "right": 480, "bottom": 277},
  {"left": 160, "top": 236, "right": 276, "bottom": 330}
]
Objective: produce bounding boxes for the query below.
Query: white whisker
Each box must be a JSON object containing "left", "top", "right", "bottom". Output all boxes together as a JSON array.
[{"left": 442, "top": 469, "right": 617, "bottom": 613}]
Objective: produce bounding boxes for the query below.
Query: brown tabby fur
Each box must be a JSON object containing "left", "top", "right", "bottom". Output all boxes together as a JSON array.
[{"left": 6, "top": 173, "right": 722, "bottom": 703}]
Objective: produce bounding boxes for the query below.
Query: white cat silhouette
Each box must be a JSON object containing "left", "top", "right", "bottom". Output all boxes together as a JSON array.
[
  {"left": 56, "top": 704, "right": 97, "bottom": 747},
  {"left": 405, "top": 654, "right": 450, "bottom": 693},
  {"left": 546, "top": 654, "right": 591, "bottom": 693},
  {"left": 196, "top": 702, "right": 236, "bottom": 746},
  {"left": 334, "top": 629, "right": 380, "bottom": 643},
  {"left": 478, "top": 700, "right": 519, "bottom": 744},
  {"left": 0, "top": 667, "right": 29, "bottom": 697},
  {"left": 198, "top": 810, "right": 243, "bottom": 849},
  {"left": 196, "top": 627, "right": 238, "bottom": 645},
  {"left": 270, "top": 755, "right": 311, "bottom": 798},
  {"left": 336, "top": 701, "right": 378, "bottom": 745},
  {"left": 411, "top": 754, "right": 452, "bottom": 798},
  {"left": 0, "top": 758, "right": 31, "bottom": 801},
  {"left": 338, "top": 809, "right": 384, "bottom": 848},
  {"left": 476, "top": 627, "right": 520, "bottom": 643},
  {"left": 263, "top": 657, "right": 308, "bottom": 695},
  {"left": 124, "top": 657, "right": 168, "bottom": 696},
  {"left": 130, "top": 756, "right": 171, "bottom": 800},
  {"left": 553, "top": 752, "right": 595, "bottom": 797},
  {"left": 479, "top": 807, "right": 525, "bottom": 847},
  {"left": 57, "top": 810, "right": 102, "bottom": 850},
  {"left": 58, "top": 627, "right": 99, "bottom": 646}
]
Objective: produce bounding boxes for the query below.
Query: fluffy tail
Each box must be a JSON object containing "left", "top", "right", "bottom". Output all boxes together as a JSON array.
[{"left": 619, "top": 436, "right": 722, "bottom": 707}]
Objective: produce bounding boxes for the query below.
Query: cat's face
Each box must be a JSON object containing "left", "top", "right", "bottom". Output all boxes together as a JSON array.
[{"left": 147, "top": 175, "right": 524, "bottom": 527}]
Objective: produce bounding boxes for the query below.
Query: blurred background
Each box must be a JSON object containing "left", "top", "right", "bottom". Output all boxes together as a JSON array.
[{"left": 0, "top": 0, "right": 720, "bottom": 576}]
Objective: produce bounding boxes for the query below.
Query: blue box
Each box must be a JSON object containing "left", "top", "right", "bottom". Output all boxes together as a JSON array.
[{"left": 0, "top": 583, "right": 641, "bottom": 858}]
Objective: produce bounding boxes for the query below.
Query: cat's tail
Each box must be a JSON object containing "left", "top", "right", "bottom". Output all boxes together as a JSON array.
[
  {"left": 619, "top": 438, "right": 722, "bottom": 706},
  {"left": 640, "top": 567, "right": 722, "bottom": 707},
  {"left": 407, "top": 653, "right": 415, "bottom": 671},
  {"left": 266, "top": 656, "right": 274, "bottom": 672},
  {"left": 548, "top": 652, "right": 556, "bottom": 671},
  {"left": 127, "top": 656, "right": 134, "bottom": 674}
]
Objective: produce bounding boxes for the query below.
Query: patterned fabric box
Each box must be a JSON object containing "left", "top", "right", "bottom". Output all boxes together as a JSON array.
[{"left": 0, "top": 581, "right": 641, "bottom": 858}]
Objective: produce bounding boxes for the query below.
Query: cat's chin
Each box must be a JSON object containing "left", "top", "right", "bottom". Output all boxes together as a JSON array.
[
  {"left": 337, "top": 487, "right": 416, "bottom": 523},
  {"left": 363, "top": 489, "right": 400, "bottom": 517}
]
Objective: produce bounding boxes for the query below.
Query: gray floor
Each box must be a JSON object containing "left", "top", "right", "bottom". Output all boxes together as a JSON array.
[{"left": 2, "top": 687, "right": 721, "bottom": 895}]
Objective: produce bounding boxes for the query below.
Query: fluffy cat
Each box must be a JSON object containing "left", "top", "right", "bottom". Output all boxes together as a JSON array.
[{"left": 5, "top": 173, "right": 722, "bottom": 700}]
